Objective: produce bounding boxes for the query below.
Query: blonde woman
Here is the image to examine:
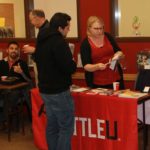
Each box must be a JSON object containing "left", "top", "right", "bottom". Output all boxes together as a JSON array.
[{"left": 80, "top": 16, "right": 124, "bottom": 89}]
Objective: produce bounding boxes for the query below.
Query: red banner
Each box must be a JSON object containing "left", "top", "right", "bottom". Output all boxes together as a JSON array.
[
  {"left": 31, "top": 88, "right": 138, "bottom": 150},
  {"left": 31, "top": 88, "right": 48, "bottom": 150}
]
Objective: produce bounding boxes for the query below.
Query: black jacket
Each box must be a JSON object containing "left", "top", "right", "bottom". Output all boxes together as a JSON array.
[
  {"left": 0, "top": 59, "right": 31, "bottom": 82},
  {"left": 32, "top": 20, "right": 49, "bottom": 61},
  {"left": 34, "top": 30, "right": 77, "bottom": 94},
  {"left": 80, "top": 32, "right": 124, "bottom": 89}
]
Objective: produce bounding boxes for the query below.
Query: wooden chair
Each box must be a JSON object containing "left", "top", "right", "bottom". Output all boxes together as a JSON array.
[
  {"left": 2, "top": 90, "right": 25, "bottom": 141},
  {"left": 8, "top": 96, "right": 25, "bottom": 141}
]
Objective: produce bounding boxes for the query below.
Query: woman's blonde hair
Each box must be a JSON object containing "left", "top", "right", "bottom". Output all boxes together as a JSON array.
[{"left": 86, "top": 16, "right": 104, "bottom": 36}]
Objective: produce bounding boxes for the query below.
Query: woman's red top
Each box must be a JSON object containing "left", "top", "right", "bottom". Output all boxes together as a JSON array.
[{"left": 89, "top": 36, "right": 120, "bottom": 85}]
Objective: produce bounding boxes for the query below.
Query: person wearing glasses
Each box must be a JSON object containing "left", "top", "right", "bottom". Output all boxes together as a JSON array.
[{"left": 80, "top": 16, "right": 125, "bottom": 89}]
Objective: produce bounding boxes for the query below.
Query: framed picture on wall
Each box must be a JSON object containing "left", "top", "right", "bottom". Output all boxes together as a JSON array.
[{"left": 0, "top": 3, "right": 15, "bottom": 38}]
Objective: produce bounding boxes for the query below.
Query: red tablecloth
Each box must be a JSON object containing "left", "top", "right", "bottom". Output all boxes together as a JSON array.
[{"left": 31, "top": 88, "right": 138, "bottom": 150}]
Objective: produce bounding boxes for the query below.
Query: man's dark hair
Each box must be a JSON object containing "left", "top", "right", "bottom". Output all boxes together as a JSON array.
[
  {"left": 49, "top": 12, "right": 71, "bottom": 31},
  {"left": 7, "top": 41, "right": 19, "bottom": 48},
  {"left": 30, "top": 9, "right": 45, "bottom": 18}
]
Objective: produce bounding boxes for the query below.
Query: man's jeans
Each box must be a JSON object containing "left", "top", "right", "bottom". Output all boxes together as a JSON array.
[{"left": 40, "top": 90, "right": 74, "bottom": 150}]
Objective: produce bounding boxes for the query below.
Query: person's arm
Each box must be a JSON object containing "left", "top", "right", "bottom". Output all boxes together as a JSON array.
[
  {"left": 14, "top": 61, "right": 32, "bottom": 83},
  {"left": 22, "top": 45, "right": 36, "bottom": 63},
  {"left": 20, "top": 72, "right": 31, "bottom": 82},
  {"left": 80, "top": 38, "right": 91, "bottom": 67},
  {"left": 80, "top": 38, "right": 107, "bottom": 72},
  {"left": 22, "top": 45, "right": 35, "bottom": 54},
  {"left": 84, "top": 63, "right": 107, "bottom": 72},
  {"left": 112, "top": 51, "right": 125, "bottom": 60}
]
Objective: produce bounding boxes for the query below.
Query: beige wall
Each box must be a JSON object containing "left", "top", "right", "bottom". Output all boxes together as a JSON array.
[
  {"left": 118, "top": 0, "right": 150, "bottom": 37},
  {"left": 33, "top": 0, "right": 78, "bottom": 38}
]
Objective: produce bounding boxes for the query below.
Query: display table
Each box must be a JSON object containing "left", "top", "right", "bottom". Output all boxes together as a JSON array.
[{"left": 31, "top": 88, "right": 149, "bottom": 150}]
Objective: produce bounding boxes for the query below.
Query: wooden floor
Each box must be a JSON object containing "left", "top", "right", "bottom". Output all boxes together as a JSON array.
[
  {"left": 138, "top": 125, "right": 150, "bottom": 150},
  {"left": 0, "top": 120, "right": 150, "bottom": 150},
  {"left": 0, "top": 120, "right": 37, "bottom": 150}
]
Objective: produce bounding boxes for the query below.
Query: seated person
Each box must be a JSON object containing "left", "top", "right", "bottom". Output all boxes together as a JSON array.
[{"left": 0, "top": 41, "right": 32, "bottom": 122}]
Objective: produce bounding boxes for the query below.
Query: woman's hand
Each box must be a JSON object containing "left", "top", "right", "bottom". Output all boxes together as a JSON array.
[
  {"left": 97, "top": 63, "right": 107, "bottom": 70},
  {"left": 84, "top": 63, "right": 107, "bottom": 72},
  {"left": 112, "top": 51, "right": 124, "bottom": 60}
]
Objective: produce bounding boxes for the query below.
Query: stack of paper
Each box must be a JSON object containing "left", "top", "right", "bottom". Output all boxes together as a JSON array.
[
  {"left": 109, "top": 60, "right": 117, "bottom": 70},
  {"left": 118, "top": 90, "right": 148, "bottom": 98},
  {"left": 71, "top": 87, "right": 89, "bottom": 92}
]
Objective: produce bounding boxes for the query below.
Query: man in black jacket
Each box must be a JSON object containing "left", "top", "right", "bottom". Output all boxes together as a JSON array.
[
  {"left": 23, "top": 12, "right": 77, "bottom": 150},
  {"left": 23, "top": 9, "right": 49, "bottom": 86},
  {"left": 23, "top": 9, "right": 49, "bottom": 54}
]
